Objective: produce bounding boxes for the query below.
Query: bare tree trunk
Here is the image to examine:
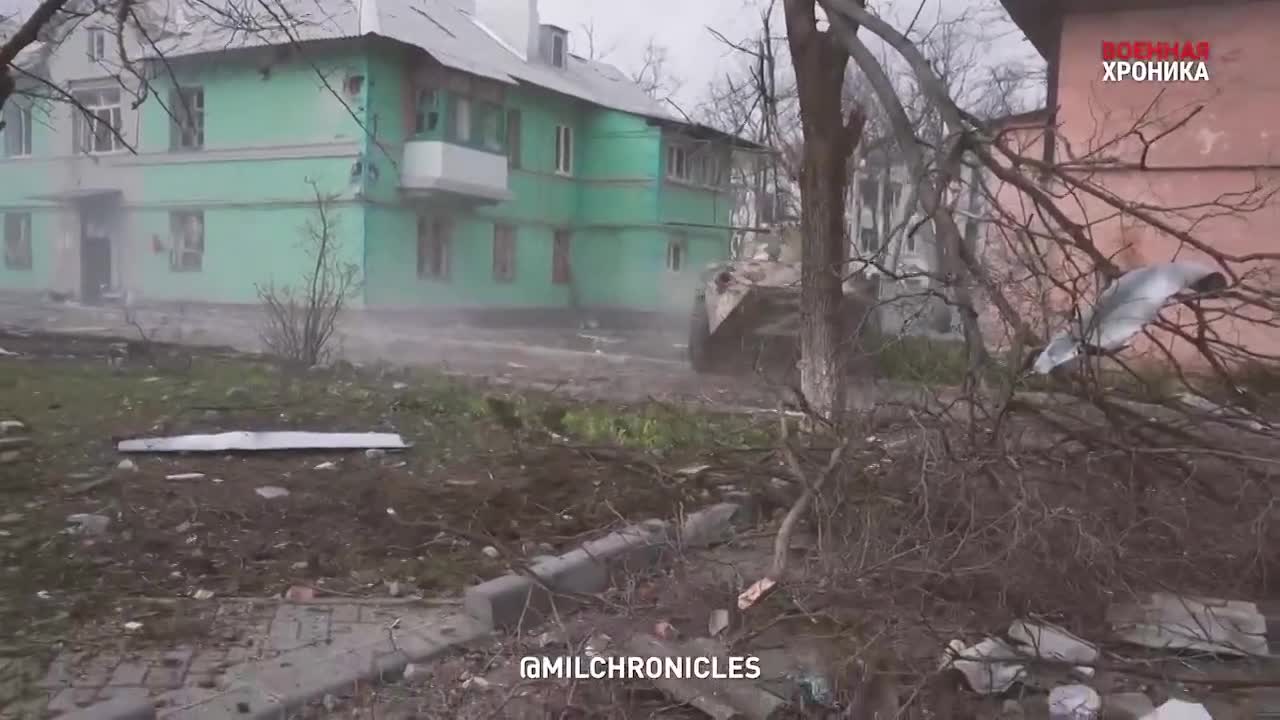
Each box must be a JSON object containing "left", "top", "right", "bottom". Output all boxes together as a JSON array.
[
  {"left": 798, "top": 135, "right": 853, "bottom": 420},
  {"left": 783, "top": 0, "right": 867, "bottom": 425}
]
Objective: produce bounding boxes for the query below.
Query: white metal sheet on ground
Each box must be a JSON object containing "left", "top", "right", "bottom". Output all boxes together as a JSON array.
[{"left": 118, "top": 431, "right": 409, "bottom": 453}]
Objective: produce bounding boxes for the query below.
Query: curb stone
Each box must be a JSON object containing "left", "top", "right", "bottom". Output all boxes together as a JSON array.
[{"left": 465, "top": 503, "right": 743, "bottom": 630}]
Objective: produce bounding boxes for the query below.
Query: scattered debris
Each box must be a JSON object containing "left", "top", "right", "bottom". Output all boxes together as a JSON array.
[
  {"left": 365, "top": 448, "right": 386, "bottom": 459},
  {"left": 392, "top": 382, "right": 409, "bottom": 390},
  {"left": 403, "top": 663, "right": 430, "bottom": 683},
  {"left": 313, "top": 461, "right": 337, "bottom": 471},
  {"left": 941, "top": 637, "right": 1026, "bottom": 694},
  {"left": 1104, "top": 693, "right": 1155, "bottom": 720},
  {"left": 1139, "top": 699, "right": 1211, "bottom": 720},
  {"left": 653, "top": 621, "right": 679, "bottom": 640},
  {"left": 0, "top": 347, "right": 17, "bottom": 356},
  {"left": 737, "top": 577, "right": 777, "bottom": 610},
  {"left": 36, "top": 590, "right": 51, "bottom": 600},
  {"left": 1176, "top": 392, "right": 1267, "bottom": 431},
  {"left": 165, "top": 472, "right": 206, "bottom": 481},
  {"left": 255, "top": 486, "right": 290, "bottom": 499},
  {"left": 65, "top": 513, "right": 111, "bottom": 536},
  {"left": 116, "top": 459, "right": 137, "bottom": 472},
  {"left": 0, "top": 420, "right": 25, "bottom": 434},
  {"left": 481, "top": 546, "right": 500, "bottom": 559},
  {"left": 0, "top": 513, "right": 21, "bottom": 524},
  {"left": 708, "top": 608, "right": 731, "bottom": 637},
  {"left": 1008, "top": 620, "right": 1098, "bottom": 677},
  {"left": 675, "top": 464, "right": 712, "bottom": 478},
  {"left": 788, "top": 670, "right": 835, "bottom": 707},
  {"left": 1049, "top": 684, "right": 1101, "bottom": 719},
  {"left": 1108, "top": 592, "right": 1273, "bottom": 657},
  {"left": 118, "top": 431, "right": 409, "bottom": 453},
  {"left": 284, "top": 586, "right": 315, "bottom": 602},
  {"left": 386, "top": 580, "right": 402, "bottom": 597},
  {"left": 192, "top": 589, "right": 215, "bottom": 601},
  {"left": 123, "top": 621, "right": 143, "bottom": 632}
]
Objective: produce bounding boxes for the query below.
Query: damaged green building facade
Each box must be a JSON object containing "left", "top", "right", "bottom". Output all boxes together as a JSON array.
[{"left": 0, "top": 0, "right": 749, "bottom": 321}]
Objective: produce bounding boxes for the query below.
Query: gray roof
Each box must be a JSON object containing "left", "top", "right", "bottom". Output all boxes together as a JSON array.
[{"left": 146, "top": 0, "right": 675, "bottom": 122}]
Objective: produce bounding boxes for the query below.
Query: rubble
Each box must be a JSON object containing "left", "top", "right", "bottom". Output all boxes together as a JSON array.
[
  {"left": 1108, "top": 592, "right": 1273, "bottom": 657},
  {"left": 1139, "top": 699, "right": 1211, "bottom": 720},
  {"left": 255, "top": 486, "right": 289, "bottom": 499},
  {"left": 65, "top": 513, "right": 111, "bottom": 536},
  {"left": 1049, "top": 684, "right": 1100, "bottom": 719}
]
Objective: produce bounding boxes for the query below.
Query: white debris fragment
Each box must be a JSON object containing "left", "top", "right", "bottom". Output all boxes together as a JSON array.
[
  {"left": 1008, "top": 620, "right": 1098, "bottom": 677},
  {"left": 1108, "top": 592, "right": 1271, "bottom": 657},
  {"left": 192, "top": 589, "right": 215, "bottom": 601},
  {"left": 708, "top": 609, "right": 731, "bottom": 637},
  {"left": 0, "top": 420, "right": 25, "bottom": 434},
  {"left": 365, "top": 448, "right": 386, "bottom": 459},
  {"left": 1049, "top": 684, "right": 1100, "bottom": 719},
  {"left": 166, "top": 473, "right": 205, "bottom": 481},
  {"left": 118, "top": 431, "right": 409, "bottom": 453},
  {"left": 392, "top": 382, "right": 409, "bottom": 390},
  {"left": 1138, "top": 699, "right": 1212, "bottom": 720},
  {"left": 481, "top": 546, "right": 500, "bottom": 559},
  {"left": 941, "top": 637, "right": 1026, "bottom": 695},
  {"left": 0, "top": 347, "right": 17, "bottom": 356},
  {"left": 675, "top": 464, "right": 712, "bottom": 478},
  {"left": 255, "top": 486, "right": 290, "bottom": 499},
  {"left": 65, "top": 513, "right": 111, "bottom": 536},
  {"left": 117, "top": 459, "right": 137, "bottom": 472},
  {"left": 313, "top": 461, "right": 338, "bottom": 471},
  {"left": 123, "top": 621, "right": 143, "bottom": 632}
]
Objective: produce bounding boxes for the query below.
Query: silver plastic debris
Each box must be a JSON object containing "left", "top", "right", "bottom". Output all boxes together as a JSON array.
[
  {"left": 1033, "top": 261, "right": 1226, "bottom": 374},
  {"left": 1108, "top": 592, "right": 1272, "bottom": 657},
  {"left": 118, "top": 431, "right": 409, "bottom": 453}
]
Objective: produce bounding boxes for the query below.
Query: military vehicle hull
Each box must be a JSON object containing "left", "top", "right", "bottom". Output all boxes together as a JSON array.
[{"left": 687, "top": 259, "right": 881, "bottom": 378}]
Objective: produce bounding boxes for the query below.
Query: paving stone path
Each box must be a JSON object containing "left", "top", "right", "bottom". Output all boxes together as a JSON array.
[{"left": 24, "top": 599, "right": 486, "bottom": 719}]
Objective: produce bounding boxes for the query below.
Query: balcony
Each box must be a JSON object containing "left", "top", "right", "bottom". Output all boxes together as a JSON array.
[{"left": 400, "top": 140, "right": 511, "bottom": 204}]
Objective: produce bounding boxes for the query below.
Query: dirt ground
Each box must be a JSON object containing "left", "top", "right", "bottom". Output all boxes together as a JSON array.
[{"left": 0, "top": 330, "right": 784, "bottom": 660}]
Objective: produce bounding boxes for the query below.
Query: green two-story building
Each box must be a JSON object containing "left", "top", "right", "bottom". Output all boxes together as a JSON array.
[{"left": 0, "top": 0, "right": 751, "bottom": 324}]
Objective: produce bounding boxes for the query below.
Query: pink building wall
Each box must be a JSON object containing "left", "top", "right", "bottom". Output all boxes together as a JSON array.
[{"left": 985, "top": 1, "right": 1280, "bottom": 369}]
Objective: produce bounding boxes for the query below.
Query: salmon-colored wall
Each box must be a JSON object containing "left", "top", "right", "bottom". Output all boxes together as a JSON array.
[{"left": 984, "top": 2, "right": 1280, "bottom": 368}]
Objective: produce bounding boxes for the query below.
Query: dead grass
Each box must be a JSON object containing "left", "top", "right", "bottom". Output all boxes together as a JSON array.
[{"left": 0, "top": 330, "right": 773, "bottom": 659}]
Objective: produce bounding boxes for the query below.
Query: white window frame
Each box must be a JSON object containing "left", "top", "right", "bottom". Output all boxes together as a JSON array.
[
  {"left": 417, "top": 215, "right": 451, "bottom": 280},
  {"left": 666, "top": 144, "right": 691, "bottom": 182},
  {"left": 170, "top": 86, "right": 204, "bottom": 151},
  {"left": 5, "top": 102, "right": 32, "bottom": 157},
  {"left": 73, "top": 88, "right": 125, "bottom": 154},
  {"left": 87, "top": 27, "right": 107, "bottom": 61},
  {"left": 169, "top": 211, "right": 204, "bottom": 272},
  {"left": 554, "top": 125, "right": 573, "bottom": 176},
  {"left": 666, "top": 234, "right": 686, "bottom": 272},
  {"left": 3, "top": 213, "right": 32, "bottom": 270}
]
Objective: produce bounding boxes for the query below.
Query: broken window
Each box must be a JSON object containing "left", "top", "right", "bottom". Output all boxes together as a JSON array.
[
  {"left": 87, "top": 27, "right": 106, "bottom": 61},
  {"left": 169, "top": 211, "right": 204, "bottom": 272},
  {"left": 72, "top": 88, "right": 123, "bottom": 154},
  {"left": 3, "top": 213, "right": 32, "bottom": 270},
  {"left": 451, "top": 96, "right": 471, "bottom": 143},
  {"left": 492, "top": 223, "right": 516, "bottom": 282},
  {"left": 666, "top": 145, "right": 689, "bottom": 181},
  {"left": 169, "top": 87, "right": 204, "bottom": 151},
  {"left": 666, "top": 233, "right": 686, "bottom": 272},
  {"left": 417, "top": 215, "right": 451, "bottom": 280},
  {"left": 4, "top": 101, "right": 32, "bottom": 157},
  {"left": 551, "top": 32, "right": 566, "bottom": 68},
  {"left": 414, "top": 88, "right": 439, "bottom": 135},
  {"left": 883, "top": 182, "right": 901, "bottom": 219},
  {"left": 506, "top": 109, "right": 522, "bottom": 168},
  {"left": 860, "top": 227, "right": 879, "bottom": 254},
  {"left": 858, "top": 179, "right": 878, "bottom": 212},
  {"left": 554, "top": 125, "right": 573, "bottom": 175},
  {"left": 476, "top": 101, "right": 504, "bottom": 152},
  {"left": 552, "top": 229, "right": 571, "bottom": 284}
]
